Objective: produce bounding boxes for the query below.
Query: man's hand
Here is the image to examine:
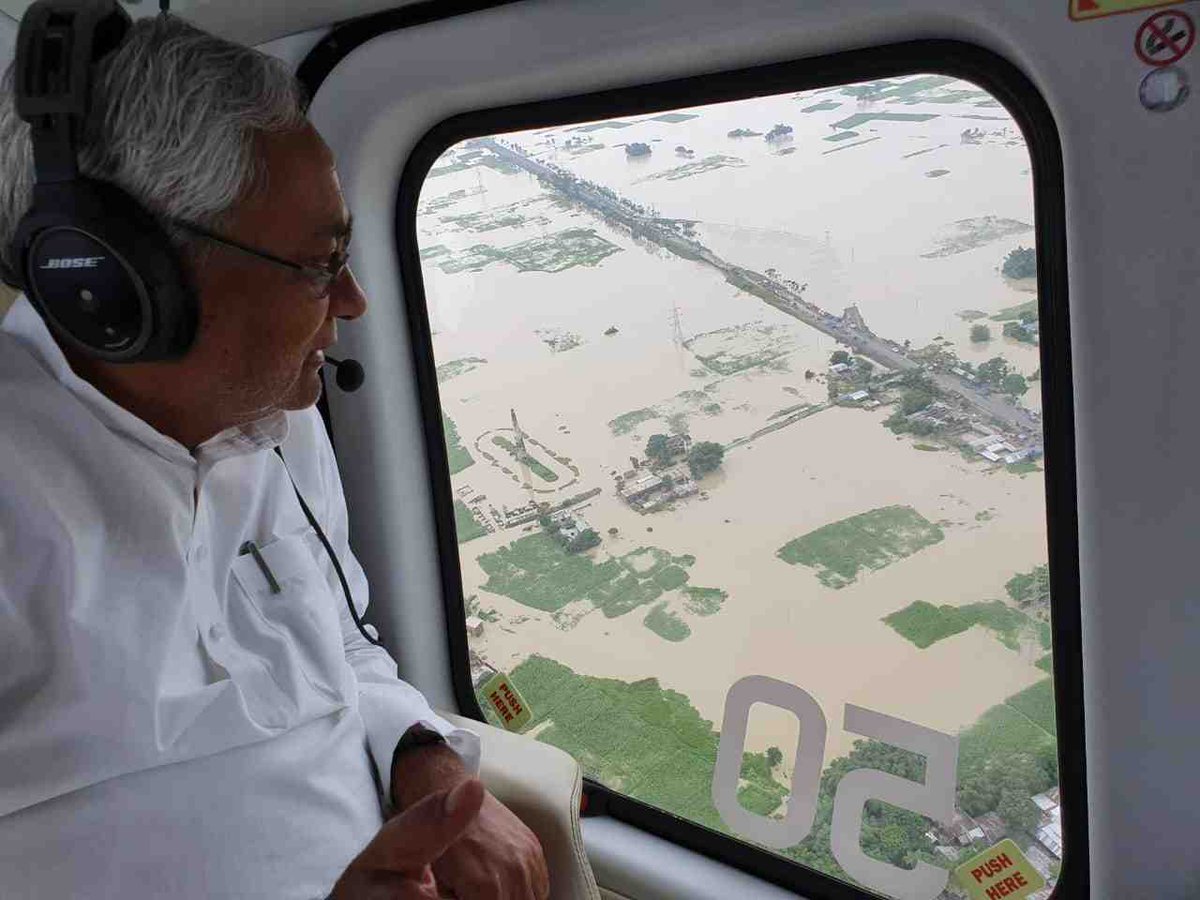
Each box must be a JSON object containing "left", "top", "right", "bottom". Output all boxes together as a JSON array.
[
  {"left": 330, "top": 778, "right": 486, "bottom": 899},
  {"left": 391, "top": 741, "right": 550, "bottom": 900}
]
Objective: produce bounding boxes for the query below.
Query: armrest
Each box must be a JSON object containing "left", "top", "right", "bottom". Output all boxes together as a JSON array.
[{"left": 438, "top": 711, "right": 600, "bottom": 900}]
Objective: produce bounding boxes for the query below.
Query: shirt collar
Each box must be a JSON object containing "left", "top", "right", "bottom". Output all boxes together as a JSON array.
[{"left": 1, "top": 294, "right": 289, "bottom": 466}]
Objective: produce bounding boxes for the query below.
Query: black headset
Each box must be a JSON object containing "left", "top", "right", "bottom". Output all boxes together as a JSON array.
[
  {"left": 8, "top": 0, "right": 382, "bottom": 647},
  {"left": 6, "top": 0, "right": 198, "bottom": 362}
]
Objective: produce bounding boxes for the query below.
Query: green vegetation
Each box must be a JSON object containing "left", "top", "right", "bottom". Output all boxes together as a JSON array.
[
  {"left": 922, "top": 216, "right": 1032, "bottom": 259},
  {"left": 478, "top": 536, "right": 699, "bottom": 620},
  {"left": 1036, "top": 654, "right": 1053, "bottom": 673},
  {"left": 436, "top": 356, "right": 487, "bottom": 383},
  {"left": 958, "top": 309, "right": 987, "bottom": 321},
  {"left": 726, "top": 128, "right": 762, "bottom": 138},
  {"left": 442, "top": 415, "right": 474, "bottom": 474},
  {"left": 492, "top": 435, "right": 558, "bottom": 482},
  {"left": 883, "top": 600, "right": 1039, "bottom": 651},
  {"left": 609, "top": 407, "right": 659, "bottom": 436},
  {"left": 453, "top": 500, "right": 487, "bottom": 544},
  {"left": 1007, "top": 461, "right": 1041, "bottom": 475},
  {"left": 970, "top": 324, "right": 992, "bottom": 343},
  {"left": 1001, "top": 373, "right": 1029, "bottom": 397},
  {"left": 990, "top": 299, "right": 1038, "bottom": 322},
  {"left": 642, "top": 155, "right": 746, "bottom": 182},
  {"left": 831, "top": 112, "right": 938, "bottom": 129},
  {"left": 802, "top": 100, "right": 842, "bottom": 112},
  {"left": 645, "top": 433, "right": 673, "bottom": 466},
  {"left": 649, "top": 112, "right": 700, "bottom": 124},
  {"left": 777, "top": 505, "right": 945, "bottom": 589},
  {"left": 824, "top": 130, "right": 861, "bottom": 143},
  {"left": 686, "top": 322, "right": 794, "bottom": 375},
  {"left": 682, "top": 586, "right": 727, "bottom": 616},
  {"left": 1003, "top": 321, "right": 1037, "bottom": 344},
  {"left": 505, "top": 656, "right": 787, "bottom": 831},
  {"left": 1006, "top": 564, "right": 1050, "bottom": 608},
  {"left": 435, "top": 228, "right": 621, "bottom": 275},
  {"left": 1002, "top": 246, "right": 1036, "bottom": 280},
  {"left": 1006, "top": 679, "right": 1057, "bottom": 736},
  {"left": 534, "top": 328, "right": 582, "bottom": 353},
  {"left": 900, "top": 388, "right": 934, "bottom": 414},
  {"left": 830, "top": 350, "right": 852, "bottom": 366},
  {"left": 687, "top": 441, "right": 725, "bottom": 478},
  {"left": 643, "top": 602, "right": 692, "bottom": 642}
]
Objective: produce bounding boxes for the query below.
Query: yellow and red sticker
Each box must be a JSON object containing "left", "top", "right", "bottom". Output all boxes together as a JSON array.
[
  {"left": 480, "top": 670, "right": 532, "bottom": 732},
  {"left": 953, "top": 839, "right": 1047, "bottom": 900},
  {"left": 1070, "top": 0, "right": 1193, "bottom": 20}
]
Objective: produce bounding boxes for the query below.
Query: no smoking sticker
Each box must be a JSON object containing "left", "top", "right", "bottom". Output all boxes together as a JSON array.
[
  {"left": 1136, "top": 10, "right": 1196, "bottom": 65},
  {"left": 954, "top": 839, "right": 1046, "bottom": 900}
]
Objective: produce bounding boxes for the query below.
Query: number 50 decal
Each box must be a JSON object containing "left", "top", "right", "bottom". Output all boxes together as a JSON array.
[{"left": 712, "top": 676, "right": 958, "bottom": 900}]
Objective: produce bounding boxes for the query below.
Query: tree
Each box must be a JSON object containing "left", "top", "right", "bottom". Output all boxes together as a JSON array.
[
  {"left": 566, "top": 529, "right": 601, "bottom": 553},
  {"left": 766, "top": 746, "right": 783, "bottom": 769},
  {"left": 977, "top": 356, "right": 1011, "bottom": 387},
  {"left": 645, "top": 433, "right": 672, "bottom": 466},
  {"left": 900, "top": 389, "right": 934, "bottom": 415},
  {"left": 855, "top": 358, "right": 875, "bottom": 378},
  {"left": 830, "top": 350, "right": 851, "bottom": 366},
  {"left": 1002, "top": 245, "right": 1036, "bottom": 279},
  {"left": 687, "top": 441, "right": 725, "bottom": 478},
  {"left": 1001, "top": 373, "right": 1029, "bottom": 397},
  {"left": 607, "top": 527, "right": 619, "bottom": 536},
  {"left": 970, "top": 324, "right": 992, "bottom": 343}
]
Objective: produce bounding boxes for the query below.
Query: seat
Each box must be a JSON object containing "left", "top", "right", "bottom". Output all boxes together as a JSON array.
[{"left": 439, "top": 711, "right": 601, "bottom": 900}]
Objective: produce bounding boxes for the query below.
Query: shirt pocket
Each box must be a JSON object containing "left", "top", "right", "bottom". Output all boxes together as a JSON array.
[{"left": 228, "top": 529, "right": 351, "bottom": 727}]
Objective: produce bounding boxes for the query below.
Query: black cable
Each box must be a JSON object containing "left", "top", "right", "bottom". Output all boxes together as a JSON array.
[{"left": 274, "top": 446, "right": 382, "bottom": 647}]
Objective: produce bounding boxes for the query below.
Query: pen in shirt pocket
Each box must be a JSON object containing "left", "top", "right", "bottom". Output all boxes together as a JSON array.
[{"left": 239, "top": 540, "right": 281, "bottom": 594}]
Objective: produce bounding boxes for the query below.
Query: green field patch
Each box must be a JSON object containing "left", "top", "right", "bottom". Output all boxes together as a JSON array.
[
  {"left": 478, "top": 533, "right": 623, "bottom": 612},
  {"left": 436, "top": 356, "right": 487, "bottom": 383},
  {"left": 1005, "top": 679, "right": 1056, "bottom": 736},
  {"left": 428, "top": 149, "right": 519, "bottom": 178},
  {"left": 802, "top": 100, "right": 842, "bottom": 112},
  {"left": 442, "top": 201, "right": 551, "bottom": 234},
  {"left": 990, "top": 299, "right": 1038, "bottom": 322},
  {"left": 419, "top": 243, "right": 451, "bottom": 260},
  {"left": 653, "top": 564, "right": 690, "bottom": 592},
  {"left": 1007, "top": 461, "right": 1041, "bottom": 476},
  {"left": 504, "top": 656, "right": 786, "bottom": 831},
  {"left": 608, "top": 407, "right": 659, "bottom": 436},
  {"left": 831, "top": 112, "right": 938, "bottom": 129},
  {"left": 883, "top": 599, "right": 1035, "bottom": 651},
  {"left": 640, "top": 154, "right": 746, "bottom": 182},
  {"left": 435, "top": 228, "right": 621, "bottom": 275},
  {"left": 442, "top": 415, "right": 474, "bottom": 474},
  {"left": 957, "top": 309, "right": 988, "bottom": 320},
  {"left": 777, "top": 505, "right": 944, "bottom": 589},
  {"left": 534, "top": 328, "right": 583, "bottom": 353},
  {"left": 824, "top": 130, "right": 861, "bottom": 142},
  {"left": 453, "top": 500, "right": 487, "bottom": 544},
  {"left": 822, "top": 136, "right": 882, "bottom": 155},
  {"left": 492, "top": 435, "right": 558, "bottom": 482},
  {"left": 922, "top": 216, "right": 1032, "bottom": 259},
  {"left": 1035, "top": 653, "right": 1053, "bottom": 673},
  {"left": 586, "top": 573, "right": 662, "bottom": 618},
  {"left": 568, "top": 119, "right": 634, "bottom": 133},
  {"left": 643, "top": 602, "right": 691, "bottom": 641},
  {"left": 685, "top": 321, "right": 794, "bottom": 376},
  {"left": 647, "top": 112, "right": 699, "bottom": 124},
  {"left": 682, "top": 586, "right": 727, "bottom": 616}
]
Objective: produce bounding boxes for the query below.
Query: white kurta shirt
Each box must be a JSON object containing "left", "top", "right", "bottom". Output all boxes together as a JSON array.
[{"left": 0, "top": 296, "right": 479, "bottom": 900}]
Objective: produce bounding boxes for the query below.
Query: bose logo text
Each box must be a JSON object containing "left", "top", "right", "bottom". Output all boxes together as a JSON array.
[{"left": 40, "top": 256, "right": 105, "bottom": 269}]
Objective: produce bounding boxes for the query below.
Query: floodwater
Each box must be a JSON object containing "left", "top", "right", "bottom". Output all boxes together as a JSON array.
[{"left": 418, "top": 76, "right": 1050, "bottom": 769}]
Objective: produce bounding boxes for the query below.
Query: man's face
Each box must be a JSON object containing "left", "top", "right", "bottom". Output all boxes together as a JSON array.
[{"left": 186, "top": 123, "right": 367, "bottom": 420}]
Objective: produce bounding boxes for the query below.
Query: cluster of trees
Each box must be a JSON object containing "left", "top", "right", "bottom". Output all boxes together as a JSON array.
[
  {"left": 644, "top": 433, "right": 725, "bottom": 479},
  {"left": 1006, "top": 564, "right": 1050, "bottom": 609},
  {"left": 688, "top": 441, "right": 725, "bottom": 478},
  {"left": 977, "top": 356, "right": 1029, "bottom": 398},
  {"left": 625, "top": 142, "right": 651, "bottom": 157},
  {"left": 971, "top": 324, "right": 992, "bottom": 343},
  {"left": 957, "top": 740, "right": 1058, "bottom": 835},
  {"left": 1002, "top": 246, "right": 1037, "bottom": 280},
  {"left": 537, "top": 511, "right": 601, "bottom": 554}
]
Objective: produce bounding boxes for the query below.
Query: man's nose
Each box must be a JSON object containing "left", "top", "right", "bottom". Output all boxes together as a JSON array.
[{"left": 330, "top": 266, "right": 368, "bottom": 321}]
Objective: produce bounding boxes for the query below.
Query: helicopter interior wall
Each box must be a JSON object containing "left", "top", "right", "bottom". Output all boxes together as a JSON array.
[{"left": 0, "top": 1, "right": 1197, "bottom": 897}]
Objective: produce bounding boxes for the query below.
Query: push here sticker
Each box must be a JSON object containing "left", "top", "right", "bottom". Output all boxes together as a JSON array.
[
  {"left": 480, "top": 671, "right": 532, "bottom": 732},
  {"left": 1070, "top": 0, "right": 1193, "bottom": 21},
  {"left": 953, "top": 839, "right": 1046, "bottom": 899}
]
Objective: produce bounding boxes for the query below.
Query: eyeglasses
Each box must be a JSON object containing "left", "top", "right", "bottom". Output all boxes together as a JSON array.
[{"left": 169, "top": 217, "right": 351, "bottom": 299}]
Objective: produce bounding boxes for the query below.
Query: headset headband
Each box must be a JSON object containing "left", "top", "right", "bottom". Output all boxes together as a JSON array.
[{"left": 16, "top": 0, "right": 132, "bottom": 184}]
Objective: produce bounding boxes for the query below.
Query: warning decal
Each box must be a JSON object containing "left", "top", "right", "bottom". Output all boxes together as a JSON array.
[
  {"left": 953, "top": 838, "right": 1047, "bottom": 900},
  {"left": 1135, "top": 10, "right": 1196, "bottom": 64},
  {"left": 480, "top": 670, "right": 533, "bottom": 732},
  {"left": 1071, "top": 0, "right": 1194, "bottom": 21}
]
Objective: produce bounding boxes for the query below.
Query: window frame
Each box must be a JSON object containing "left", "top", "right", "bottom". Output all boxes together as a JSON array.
[{"left": 381, "top": 38, "right": 1084, "bottom": 900}]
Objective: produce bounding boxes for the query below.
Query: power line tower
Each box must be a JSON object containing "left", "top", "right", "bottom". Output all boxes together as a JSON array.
[{"left": 670, "top": 302, "right": 687, "bottom": 371}]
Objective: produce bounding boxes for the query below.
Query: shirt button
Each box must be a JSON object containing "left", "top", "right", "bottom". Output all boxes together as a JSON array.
[{"left": 208, "top": 623, "right": 225, "bottom": 643}]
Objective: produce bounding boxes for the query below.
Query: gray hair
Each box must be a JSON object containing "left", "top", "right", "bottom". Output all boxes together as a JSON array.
[{"left": 0, "top": 13, "right": 309, "bottom": 274}]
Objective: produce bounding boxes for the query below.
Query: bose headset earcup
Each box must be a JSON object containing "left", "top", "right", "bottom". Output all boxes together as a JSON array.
[{"left": 9, "top": 0, "right": 198, "bottom": 362}]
